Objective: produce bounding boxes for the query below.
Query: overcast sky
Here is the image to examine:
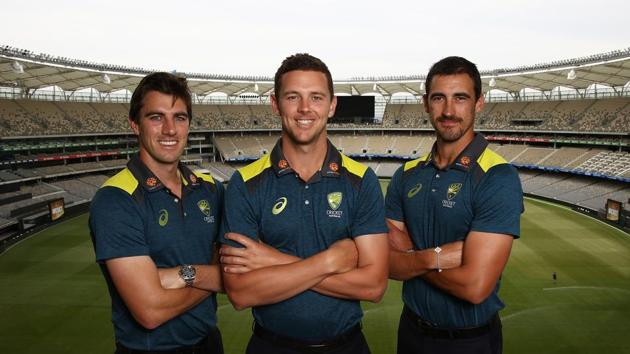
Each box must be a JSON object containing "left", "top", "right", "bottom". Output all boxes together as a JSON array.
[{"left": 3, "top": 0, "right": 628, "bottom": 79}]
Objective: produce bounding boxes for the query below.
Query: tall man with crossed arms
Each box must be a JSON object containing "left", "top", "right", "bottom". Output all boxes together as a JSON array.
[
  {"left": 386, "top": 56, "right": 523, "bottom": 354},
  {"left": 220, "top": 53, "right": 389, "bottom": 354}
]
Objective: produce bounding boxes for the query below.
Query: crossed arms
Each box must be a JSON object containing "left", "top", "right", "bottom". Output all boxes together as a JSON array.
[
  {"left": 220, "top": 232, "right": 389, "bottom": 310},
  {"left": 105, "top": 246, "right": 223, "bottom": 329},
  {"left": 387, "top": 218, "right": 513, "bottom": 304}
]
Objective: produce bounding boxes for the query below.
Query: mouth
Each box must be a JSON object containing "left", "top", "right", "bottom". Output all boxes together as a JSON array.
[
  {"left": 437, "top": 117, "right": 461, "bottom": 127},
  {"left": 158, "top": 140, "right": 178, "bottom": 147},
  {"left": 295, "top": 118, "right": 315, "bottom": 128}
]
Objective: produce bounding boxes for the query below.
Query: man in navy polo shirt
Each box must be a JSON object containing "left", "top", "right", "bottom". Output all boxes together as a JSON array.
[
  {"left": 385, "top": 57, "right": 523, "bottom": 354},
  {"left": 219, "top": 53, "right": 389, "bottom": 354},
  {"left": 90, "top": 72, "right": 224, "bottom": 354}
]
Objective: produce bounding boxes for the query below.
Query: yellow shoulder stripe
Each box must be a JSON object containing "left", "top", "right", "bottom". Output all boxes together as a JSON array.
[
  {"left": 477, "top": 148, "right": 507, "bottom": 172},
  {"left": 101, "top": 168, "right": 138, "bottom": 195},
  {"left": 404, "top": 153, "right": 430, "bottom": 172},
  {"left": 193, "top": 170, "right": 215, "bottom": 184},
  {"left": 341, "top": 154, "right": 367, "bottom": 178},
  {"left": 239, "top": 154, "right": 272, "bottom": 182}
]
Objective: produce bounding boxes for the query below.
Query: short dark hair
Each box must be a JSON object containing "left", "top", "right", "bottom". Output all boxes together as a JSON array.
[
  {"left": 129, "top": 72, "right": 192, "bottom": 124},
  {"left": 425, "top": 56, "right": 482, "bottom": 100},
  {"left": 274, "top": 53, "right": 334, "bottom": 98}
]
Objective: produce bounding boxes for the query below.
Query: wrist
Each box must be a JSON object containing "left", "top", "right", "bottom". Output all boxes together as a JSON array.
[
  {"left": 433, "top": 247, "right": 443, "bottom": 272},
  {"left": 179, "top": 265, "right": 197, "bottom": 287}
]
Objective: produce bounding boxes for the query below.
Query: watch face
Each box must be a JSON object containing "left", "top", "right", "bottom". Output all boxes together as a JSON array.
[{"left": 180, "top": 265, "right": 196, "bottom": 285}]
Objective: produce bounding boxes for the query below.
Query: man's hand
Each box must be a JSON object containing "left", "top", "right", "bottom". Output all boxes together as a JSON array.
[{"left": 221, "top": 233, "right": 297, "bottom": 273}]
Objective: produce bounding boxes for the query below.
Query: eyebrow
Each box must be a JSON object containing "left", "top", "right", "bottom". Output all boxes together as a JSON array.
[
  {"left": 429, "top": 92, "right": 471, "bottom": 99},
  {"left": 143, "top": 110, "right": 189, "bottom": 117},
  {"left": 283, "top": 90, "right": 327, "bottom": 97}
]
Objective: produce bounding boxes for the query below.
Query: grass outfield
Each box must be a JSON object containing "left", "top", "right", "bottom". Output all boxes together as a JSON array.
[{"left": 1, "top": 198, "right": 630, "bottom": 353}]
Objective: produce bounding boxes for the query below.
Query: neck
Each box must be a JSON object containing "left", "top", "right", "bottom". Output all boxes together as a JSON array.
[
  {"left": 433, "top": 133, "right": 474, "bottom": 169},
  {"left": 281, "top": 134, "right": 328, "bottom": 182},
  {"left": 139, "top": 153, "right": 182, "bottom": 197}
]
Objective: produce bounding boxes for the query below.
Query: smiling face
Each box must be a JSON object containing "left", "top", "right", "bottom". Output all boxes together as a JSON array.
[
  {"left": 130, "top": 91, "right": 189, "bottom": 171},
  {"left": 272, "top": 70, "right": 337, "bottom": 148},
  {"left": 424, "top": 73, "right": 484, "bottom": 145}
]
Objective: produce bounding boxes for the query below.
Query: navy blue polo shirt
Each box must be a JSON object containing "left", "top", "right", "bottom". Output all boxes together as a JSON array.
[
  {"left": 385, "top": 134, "right": 523, "bottom": 328},
  {"left": 89, "top": 155, "right": 223, "bottom": 351},
  {"left": 222, "top": 139, "right": 388, "bottom": 341}
]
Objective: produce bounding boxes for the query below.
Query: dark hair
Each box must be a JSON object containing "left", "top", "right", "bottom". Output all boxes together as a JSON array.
[
  {"left": 129, "top": 72, "right": 192, "bottom": 123},
  {"left": 274, "top": 53, "right": 334, "bottom": 98},
  {"left": 425, "top": 56, "right": 482, "bottom": 100}
]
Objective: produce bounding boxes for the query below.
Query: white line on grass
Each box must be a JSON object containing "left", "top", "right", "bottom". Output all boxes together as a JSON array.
[{"left": 501, "top": 306, "right": 555, "bottom": 321}]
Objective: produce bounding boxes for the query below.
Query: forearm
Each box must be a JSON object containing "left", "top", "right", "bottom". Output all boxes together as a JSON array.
[
  {"left": 388, "top": 248, "right": 433, "bottom": 280},
  {"left": 141, "top": 287, "right": 210, "bottom": 328},
  {"left": 193, "top": 265, "right": 223, "bottom": 293},
  {"left": 422, "top": 266, "right": 489, "bottom": 304},
  {"left": 422, "top": 232, "right": 514, "bottom": 305},
  {"left": 158, "top": 265, "right": 223, "bottom": 293},
  {"left": 223, "top": 252, "right": 334, "bottom": 310},
  {"left": 312, "top": 264, "right": 387, "bottom": 302}
]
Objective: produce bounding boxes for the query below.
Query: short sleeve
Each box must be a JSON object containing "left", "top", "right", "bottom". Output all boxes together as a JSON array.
[
  {"left": 350, "top": 168, "right": 389, "bottom": 238},
  {"left": 385, "top": 165, "right": 405, "bottom": 222},
  {"left": 471, "top": 164, "right": 523, "bottom": 238},
  {"left": 220, "top": 171, "right": 260, "bottom": 247},
  {"left": 89, "top": 187, "right": 148, "bottom": 262}
]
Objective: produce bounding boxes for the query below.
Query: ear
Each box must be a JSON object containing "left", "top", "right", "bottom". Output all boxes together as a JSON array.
[
  {"left": 271, "top": 94, "right": 281, "bottom": 115},
  {"left": 129, "top": 117, "right": 140, "bottom": 135},
  {"left": 475, "top": 94, "right": 485, "bottom": 113},
  {"left": 327, "top": 95, "right": 338, "bottom": 118}
]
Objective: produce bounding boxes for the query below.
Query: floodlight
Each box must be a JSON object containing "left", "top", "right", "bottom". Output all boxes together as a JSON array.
[
  {"left": 101, "top": 73, "right": 111, "bottom": 84},
  {"left": 373, "top": 83, "right": 377, "bottom": 91},
  {"left": 489, "top": 78, "right": 496, "bottom": 87},
  {"left": 11, "top": 61, "right": 24, "bottom": 74},
  {"left": 420, "top": 82, "right": 425, "bottom": 92},
  {"left": 254, "top": 83, "right": 259, "bottom": 92},
  {"left": 567, "top": 69, "right": 577, "bottom": 80}
]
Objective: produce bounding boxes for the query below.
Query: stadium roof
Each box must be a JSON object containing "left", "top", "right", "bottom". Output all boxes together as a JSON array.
[{"left": 1, "top": 45, "right": 630, "bottom": 97}]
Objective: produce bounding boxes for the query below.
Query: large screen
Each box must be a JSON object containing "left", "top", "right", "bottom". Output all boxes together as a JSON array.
[
  {"left": 606, "top": 199, "right": 621, "bottom": 222},
  {"left": 48, "top": 198, "right": 65, "bottom": 221},
  {"left": 332, "top": 96, "right": 375, "bottom": 120}
]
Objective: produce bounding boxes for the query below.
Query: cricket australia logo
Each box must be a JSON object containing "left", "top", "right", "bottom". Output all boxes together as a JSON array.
[
  {"left": 272, "top": 197, "right": 288, "bottom": 215},
  {"left": 442, "top": 183, "right": 462, "bottom": 208},
  {"left": 197, "top": 199, "right": 214, "bottom": 223},
  {"left": 407, "top": 183, "right": 422, "bottom": 198},
  {"left": 158, "top": 209, "right": 168, "bottom": 227},
  {"left": 327, "top": 192, "right": 343, "bottom": 218}
]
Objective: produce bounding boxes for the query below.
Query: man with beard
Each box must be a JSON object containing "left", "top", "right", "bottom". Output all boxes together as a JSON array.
[
  {"left": 219, "top": 53, "right": 389, "bottom": 354},
  {"left": 385, "top": 56, "right": 523, "bottom": 354}
]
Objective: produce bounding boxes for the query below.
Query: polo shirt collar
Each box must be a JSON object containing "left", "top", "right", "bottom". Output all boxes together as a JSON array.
[
  {"left": 127, "top": 154, "right": 202, "bottom": 192},
  {"left": 270, "top": 138, "right": 342, "bottom": 179},
  {"left": 424, "top": 133, "right": 489, "bottom": 172}
]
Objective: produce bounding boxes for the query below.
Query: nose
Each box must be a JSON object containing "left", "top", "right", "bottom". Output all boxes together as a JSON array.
[
  {"left": 162, "top": 116, "right": 176, "bottom": 135},
  {"left": 297, "top": 98, "right": 310, "bottom": 114},
  {"left": 443, "top": 99, "right": 454, "bottom": 117}
]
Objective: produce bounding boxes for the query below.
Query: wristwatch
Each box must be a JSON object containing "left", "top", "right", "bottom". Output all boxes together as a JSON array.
[
  {"left": 434, "top": 247, "right": 443, "bottom": 272},
  {"left": 179, "top": 265, "right": 196, "bottom": 287}
]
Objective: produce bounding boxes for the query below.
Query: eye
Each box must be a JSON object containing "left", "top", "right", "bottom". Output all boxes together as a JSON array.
[
  {"left": 175, "top": 114, "right": 189, "bottom": 122},
  {"left": 148, "top": 114, "right": 162, "bottom": 121},
  {"left": 286, "top": 95, "right": 298, "bottom": 101},
  {"left": 312, "top": 95, "right": 323, "bottom": 101}
]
